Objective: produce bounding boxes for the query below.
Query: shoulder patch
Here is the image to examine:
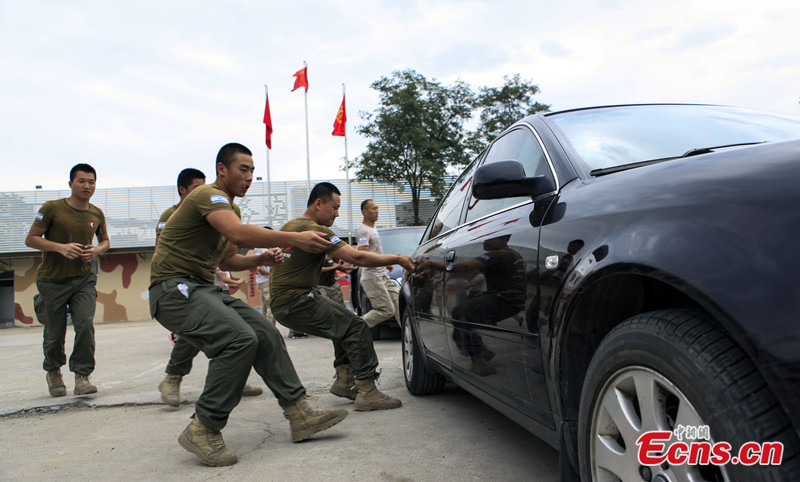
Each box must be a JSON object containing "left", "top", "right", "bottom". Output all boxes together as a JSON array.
[
  {"left": 330, "top": 235, "right": 342, "bottom": 244},
  {"left": 358, "top": 236, "right": 367, "bottom": 243},
  {"left": 35, "top": 212, "right": 44, "bottom": 221},
  {"left": 157, "top": 222, "right": 166, "bottom": 229},
  {"left": 210, "top": 195, "right": 230, "bottom": 204}
]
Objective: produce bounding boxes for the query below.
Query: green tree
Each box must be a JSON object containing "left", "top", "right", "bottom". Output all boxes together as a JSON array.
[
  {"left": 467, "top": 74, "right": 550, "bottom": 156},
  {"left": 351, "top": 70, "right": 474, "bottom": 225}
]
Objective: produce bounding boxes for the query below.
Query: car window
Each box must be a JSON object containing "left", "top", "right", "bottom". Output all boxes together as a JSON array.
[
  {"left": 424, "top": 161, "right": 477, "bottom": 242},
  {"left": 465, "top": 127, "right": 552, "bottom": 222},
  {"left": 546, "top": 105, "right": 800, "bottom": 172}
]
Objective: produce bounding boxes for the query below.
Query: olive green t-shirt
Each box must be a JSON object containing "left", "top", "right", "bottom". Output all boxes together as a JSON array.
[
  {"left": 32, "top": 199, "right": 108, "bottom": 282},
  {"left": 270, "top": 218, "right": 346, "bottom": 308},
  {"left": 155, "top": 204, "right": 178, "bottom": 236},
  {"left": 318, "top": 255, "right": 339, "bottom": 287},
  {"left": 150, "top": 183, "right": 241, "bottom": 286}
]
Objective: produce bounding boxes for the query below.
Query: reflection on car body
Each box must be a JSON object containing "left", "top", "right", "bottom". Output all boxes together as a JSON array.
[{"left": 400, "top": 104, "right": 800, "bottom": 481}]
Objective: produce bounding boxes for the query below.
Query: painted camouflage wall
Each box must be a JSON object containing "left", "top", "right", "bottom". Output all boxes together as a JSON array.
[
  {"left": 8, "top": 252, "right": 154, "bottom": 326},
  {"left": 5, "top": 252, "right": 346, "bottom": 327}
]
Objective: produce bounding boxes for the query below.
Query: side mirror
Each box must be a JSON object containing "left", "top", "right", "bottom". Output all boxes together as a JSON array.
[{"left": 472, "top": 160, "right": 555, "bottom": 200}]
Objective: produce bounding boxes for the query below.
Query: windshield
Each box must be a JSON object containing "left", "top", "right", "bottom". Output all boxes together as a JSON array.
[
  {"left": 547, "top": 105, "right": 800, "bottom": 173},
  {"left": 379, "top": 228, "right": 425, "bottom": 255}
]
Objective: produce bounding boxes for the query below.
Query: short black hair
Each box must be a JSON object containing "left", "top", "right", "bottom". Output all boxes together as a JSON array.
[
  {"left": 307, "top": 182, "right": 341, "bottom": 207},
  {"left": 216, "top": 143, "right": 252, "bottom": 169},
  {"left": 360, "top": 199, "right": 374, "bottom": 212},
  {"left": 177, "top": 168, "right": 205, "bottom": 195},
  {"left": 70, "top": 163, "right": 96, "bottom": 182}
]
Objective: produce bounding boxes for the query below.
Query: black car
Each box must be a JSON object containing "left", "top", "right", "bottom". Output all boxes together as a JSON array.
[
  {"left": 400, "top": 104, "right": 800, "bottom": 481},
  {"left": 350, "top": 225, "right": 426, "bottom": 339}
]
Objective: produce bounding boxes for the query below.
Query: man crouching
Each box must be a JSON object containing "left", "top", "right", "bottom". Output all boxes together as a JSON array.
[
  {"left": 270, "top": 182, "right": 416, "bottom": 410},
  {"left": 149, "top": 144, "right": 347, "bottom": 466}
]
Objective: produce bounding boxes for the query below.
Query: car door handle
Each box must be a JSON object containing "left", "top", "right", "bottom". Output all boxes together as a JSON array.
[{"left": 445, "top": 250, "right": 455, "bottom": 271}]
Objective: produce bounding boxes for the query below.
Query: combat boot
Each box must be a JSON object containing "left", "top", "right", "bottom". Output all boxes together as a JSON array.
[
  {"left": 74, "top": 374, "right": 97, "bottom": 395},
  {"left": 353, "top": 377, "right": 402, "bottom": 411},
  {"left": 159, "top": 374, "right": 182, "bottom": 407},
  {"left": 470, "top": 354, "right": 497, "bottom": 376},
  {"left": 282, "top": 397, "right": 348, "bottom": 442},
  {"left": 241, "top": 383, "right": 263, "bottom": 397},
  {"left": 329, "top": 364, "right": 357, "bottom": 400},
  {"left": 178, "top": 415, "right": 238, "bottom": 466},
  {"left": 46, "top": 369, "right": 67, "bottom": 397}
]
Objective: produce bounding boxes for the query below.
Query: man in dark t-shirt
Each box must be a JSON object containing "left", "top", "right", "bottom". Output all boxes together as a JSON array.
[
  {"left": 26, "top": 163, "right": 109, "bottom": 398},
  {"left": 148, "top": 143, "right": 347, "bottom": 467},
  {"left": 270, "top": 182, "right": 415, "bottom": 410},
  {"left": 154, "top": 168, "right": 264, "bottom": 406}
]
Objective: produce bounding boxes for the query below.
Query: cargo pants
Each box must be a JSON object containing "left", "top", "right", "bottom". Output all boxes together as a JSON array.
[
  {"left": 361, "top": 275, "right": 400, "bottom": 328},
  {"left": 36, "top": 273, "right": 97, "bottom": 375},
  {"left": 272, "top": 288, "right": 379, "bottom": 380},
  {"left": 149, "top": 278, "right": 305, "bottom": 432}
]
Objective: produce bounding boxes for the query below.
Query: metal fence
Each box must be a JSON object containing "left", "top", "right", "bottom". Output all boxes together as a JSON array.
[{"left": 0, "top": 178, "right": 451, "bottom": 255}]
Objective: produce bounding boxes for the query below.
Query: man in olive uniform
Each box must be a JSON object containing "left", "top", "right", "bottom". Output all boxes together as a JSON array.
[
  {"left": 317, "top": 254, "right": 352, "bottom": 306},
  {"left": 270, "top": 182, "right": 415, "bottom": 409},
  {"left": 149, "top": 143, "right": 347, "bottom": 467},
  {"left": 25, "top": 163, "right": 110, "bottom": 397},
  {"left": 155, "top": 168, "right": 263, "bottom": 407}
]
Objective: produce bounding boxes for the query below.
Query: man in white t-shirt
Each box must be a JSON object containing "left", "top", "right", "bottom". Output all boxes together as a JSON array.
[{"left": 356, "top": 199, "right": 400, "bottom": 328}]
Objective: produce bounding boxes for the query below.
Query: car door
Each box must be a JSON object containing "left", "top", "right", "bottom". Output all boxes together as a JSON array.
[
  {"left": 443, "top": 125, "right": 556, "bottom": 425},
  {"left": 410, "top": 161, "right": 477, "bottom": 366}
]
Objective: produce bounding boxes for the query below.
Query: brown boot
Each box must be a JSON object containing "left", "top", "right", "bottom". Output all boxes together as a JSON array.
[
  {"left": 178, "top": 416, "right": 238, "bottom": 466},
  {"left": 159, "top": 375, "right": 182, "bottom": 407},
  {"left": 74, "top": 374, "right": 97, "bottom": 395},
  {"left": 241, "top": 383, "right": 263, "bottom": 397},
  {"left": 329, "top": 364, "right": 357, "bottom": 400},
  {"left": 46, "top": 369, "right": 67, "bottom": 397},
  {"left": 282, "top": 397, "right": 348, "bottom": 442},
  {"left": 353, "top": 377, "right": 402, "bottom": 411}
]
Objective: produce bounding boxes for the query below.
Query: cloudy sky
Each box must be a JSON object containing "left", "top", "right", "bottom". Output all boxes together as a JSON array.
[{"left": 1, "top": 0, "right": 798, "bottom": 192}]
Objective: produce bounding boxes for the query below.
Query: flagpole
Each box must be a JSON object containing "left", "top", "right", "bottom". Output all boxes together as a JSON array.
[
  {"left": 343, "top": 83, "right": 352, "bottom": 242},
  {"left": 264, "top": 84, "right": 273, "bottom": 227},
  {"left": 302, "top": 60, "right": 311, "bottom": 195}
]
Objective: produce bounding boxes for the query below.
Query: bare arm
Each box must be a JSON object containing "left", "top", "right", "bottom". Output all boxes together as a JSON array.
[
  {"left": 206, "top": 210, "right": 331, "bottom": 253},
  {"left": 219, "top": 245, "right": 284, "bottom": 272},
  {"left": 81, "top": 233, "right": 110, "bottom": 262},
  {"left": 335, "top": 244, "right": 416, "bottom": 272}
]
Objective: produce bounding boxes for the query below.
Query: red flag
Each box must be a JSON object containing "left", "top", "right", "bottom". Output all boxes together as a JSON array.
[
  {"left": 332, "top": 95, "right": 346, "bottom": 136},
  {"left": 291, "top": 67, "right": 308, "bottom": 92},
  {"left": 263, "top": 94, "right": 273, "bottom": 149}
]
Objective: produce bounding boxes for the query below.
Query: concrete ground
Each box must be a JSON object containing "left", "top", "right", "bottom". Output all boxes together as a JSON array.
[{"left": 0, "top": 320, "right": 558, "bottom": 481}]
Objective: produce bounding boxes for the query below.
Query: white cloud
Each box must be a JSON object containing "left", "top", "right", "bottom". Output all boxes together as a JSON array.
[{"left": 0, "top": 0, "right": 798, "bottom": 193}]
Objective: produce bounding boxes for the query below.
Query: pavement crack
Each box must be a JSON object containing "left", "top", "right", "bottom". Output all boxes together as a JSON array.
[{"left": 0, "top": 400, "right": 170, "bottom": 419}]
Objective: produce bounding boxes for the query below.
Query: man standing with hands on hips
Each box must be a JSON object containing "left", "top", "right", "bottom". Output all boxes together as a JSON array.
[{"left": 26, "top": 163, "right": 110, "bottom": 397}]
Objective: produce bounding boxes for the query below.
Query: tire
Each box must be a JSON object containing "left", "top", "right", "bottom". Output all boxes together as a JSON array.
[
  {"left": 578, "top": 309, "right": 800, "bottom": 481},
  {"left": 402, "top": 309, "right": 446, "bottom": 395}
]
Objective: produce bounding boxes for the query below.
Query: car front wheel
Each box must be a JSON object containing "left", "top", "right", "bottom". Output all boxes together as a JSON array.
[
  {"left": 578, "top": 309, "right": 799, "bottom": 481},
  {"left": 402, "top": 309, "right": 445, "bottom": 395}
]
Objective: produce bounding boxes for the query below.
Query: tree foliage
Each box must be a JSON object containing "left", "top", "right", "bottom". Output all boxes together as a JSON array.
[
  {"left": 352, "top": 70, "right": 473, "bottom": 224},
  {"left": 351, "top": 70, "right": 548, "bottom": 225},
  {"left": 467, "top": 74, "right": 550, "bottom": 156}
]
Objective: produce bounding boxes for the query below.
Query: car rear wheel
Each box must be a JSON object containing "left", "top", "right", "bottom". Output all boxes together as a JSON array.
[
  {"left": 578, "top": 309, "right": 800, "bottom": 481},
  {"left": 402, "top": 309, "right": 445, "bottom": 395}
]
